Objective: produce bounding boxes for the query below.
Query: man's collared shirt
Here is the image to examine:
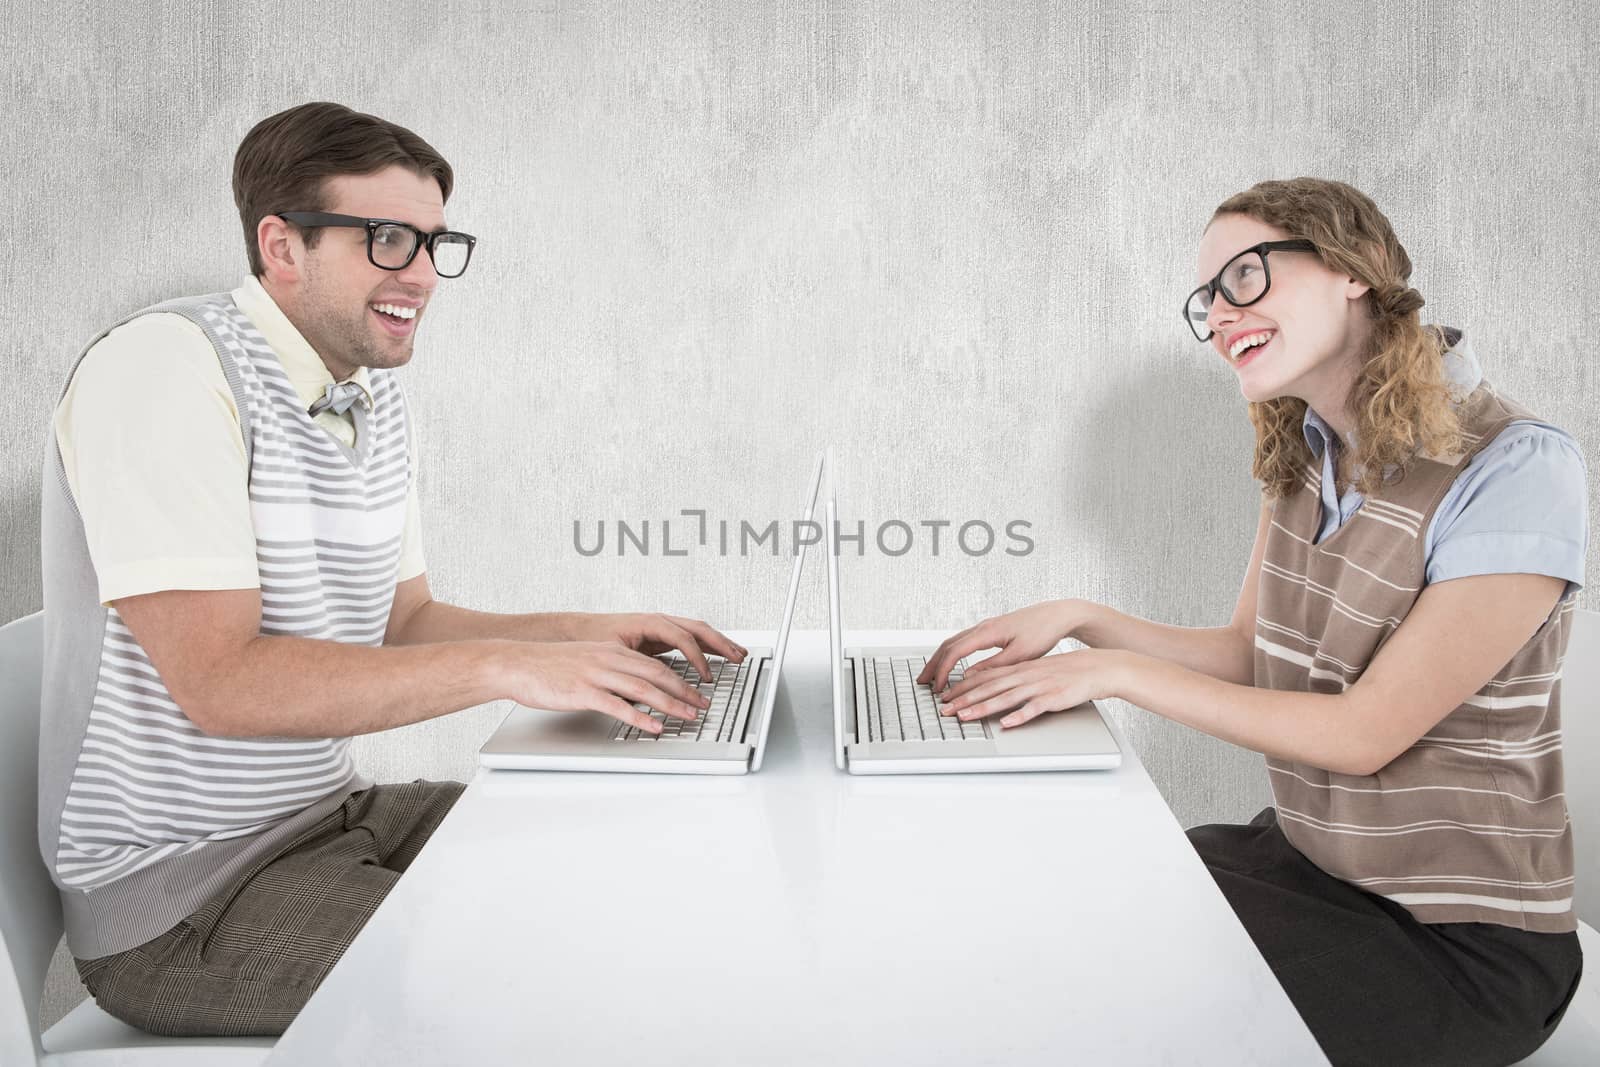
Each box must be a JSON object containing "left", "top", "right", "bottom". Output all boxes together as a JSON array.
[{"left": 54, "top": 276, "right": 425, "bottom": 607}]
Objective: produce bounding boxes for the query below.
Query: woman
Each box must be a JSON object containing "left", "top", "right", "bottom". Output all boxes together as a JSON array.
[{"left": 918, "top": 178, "right": 1586, "bottom": 1066}]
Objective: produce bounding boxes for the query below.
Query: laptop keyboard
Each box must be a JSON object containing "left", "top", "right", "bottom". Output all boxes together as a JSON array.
[
  {"left": 862, "top": 656, "right": 989, "bottom": 742},
  {"left": 611, "top": 655, "right": 752, "bottom": 742}
]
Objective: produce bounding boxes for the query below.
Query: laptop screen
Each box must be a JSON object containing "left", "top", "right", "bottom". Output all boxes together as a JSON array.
[
  {"left": 825, "top": 451, "right": 846, "bottom": 769},
  {"left": 748, "top": 451, "right": 825, "bottom": 771}
]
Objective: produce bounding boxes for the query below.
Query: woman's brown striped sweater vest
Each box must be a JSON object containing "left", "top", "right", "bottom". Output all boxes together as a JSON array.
[{"left": 1255, "top": 379, "right": 1577, "bottom": 933}]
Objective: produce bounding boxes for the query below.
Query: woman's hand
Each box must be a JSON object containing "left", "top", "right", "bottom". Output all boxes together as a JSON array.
[
  {"left": 938, "top": 649, "right": 1123, "bottom": 729},
  {"left": 917, "top": 599, "right": 1086, "bottom": 692}
]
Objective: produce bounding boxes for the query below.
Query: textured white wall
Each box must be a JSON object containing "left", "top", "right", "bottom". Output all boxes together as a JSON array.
[{"left": 4, "top": 0, "right": 1596, "bottom": 1034}]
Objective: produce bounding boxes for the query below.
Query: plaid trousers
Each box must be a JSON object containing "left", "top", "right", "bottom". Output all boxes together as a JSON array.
[{"left": 74, "top": 778, "right": 465, "bottom": 1037}]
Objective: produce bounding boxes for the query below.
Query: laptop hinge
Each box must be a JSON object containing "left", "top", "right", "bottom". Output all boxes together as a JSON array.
[{"left": 728, "top": 656, "right": 764, "bottom": 744}]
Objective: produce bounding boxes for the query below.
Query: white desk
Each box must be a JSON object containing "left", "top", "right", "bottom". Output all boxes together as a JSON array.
[{"left": 266, "top": 631, "right": 1327, "bottom": 1065}]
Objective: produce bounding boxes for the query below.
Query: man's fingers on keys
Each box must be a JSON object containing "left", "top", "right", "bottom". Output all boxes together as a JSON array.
[
  {"left": 657, "top": 620, "right": 714, "bottom": 681},
  {"left": 590, "top": 691, "right": 663, "bottom": 734},
  {"left": 649, "top": 654, "right": 714, "bottom": 711},
  {"left": 671, "top": 615, "right": 746, "bottom": 662},
  {"left": 628, "top": 617, "right": 710, "bottom": 680},
  {"left": 601, "top": 671, "right": 703, "bottom": 723},
  {"left": 607, "top": 648, "right": 710, "bottom": 714},
  {"left": 645, "top": 654, "right": 713, "bottom": 713}
]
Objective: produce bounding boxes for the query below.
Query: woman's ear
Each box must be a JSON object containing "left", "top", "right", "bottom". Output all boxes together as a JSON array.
[{"left": 1342, "top": 240, "right": 1387, "bottom": 302}]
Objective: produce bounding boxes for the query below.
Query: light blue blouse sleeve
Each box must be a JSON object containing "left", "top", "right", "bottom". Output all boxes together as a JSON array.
[{"left": 1424, "top": 421, "right": 1590, "bottom": 598}]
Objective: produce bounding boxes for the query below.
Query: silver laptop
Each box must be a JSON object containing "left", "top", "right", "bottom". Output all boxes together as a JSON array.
[
  {"left": 479, "top": 452, "right": 824, "bottom": 775},
  {"left": 826, "top": 452, "right": 1122, "bottom": 774}
]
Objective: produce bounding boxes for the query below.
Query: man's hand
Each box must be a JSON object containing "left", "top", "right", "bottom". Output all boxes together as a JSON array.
[
  {"left": 499, "top": 640, "right": 714, "bottom": 735},
  {"left": 563, "top": 613, "right": 748, "bottom": 681}
]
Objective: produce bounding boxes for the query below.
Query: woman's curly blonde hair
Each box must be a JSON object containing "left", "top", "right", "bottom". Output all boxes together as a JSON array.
[{"left": 1210, "top": 178, "right": 1466, "bottom": 500}]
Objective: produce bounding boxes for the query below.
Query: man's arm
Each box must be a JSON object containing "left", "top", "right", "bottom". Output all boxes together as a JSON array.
[
  {"left": 115, "top": 587, "right": 710, "bottom": 739},
  {"left": 384, "top": 572, "right": 747, "bottom": 680},
  {"left": 385, "top": 573, "right": 581, "bottom": 644}
]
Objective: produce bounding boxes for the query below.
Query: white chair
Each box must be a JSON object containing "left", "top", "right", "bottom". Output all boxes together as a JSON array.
[
  {"left": 0, "top": 611, "right": 273, "bottom": 1066},
  {"left": 1516, "top": 607, "right": 1600, "bottom": 1064}
]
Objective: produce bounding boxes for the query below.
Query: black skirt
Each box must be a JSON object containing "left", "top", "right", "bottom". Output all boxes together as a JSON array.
[{"left": 1187, "top": 806, "right": 1584, "bottom": 1067}]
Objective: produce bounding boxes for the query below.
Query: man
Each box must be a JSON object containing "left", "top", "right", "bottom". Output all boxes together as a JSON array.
[{"left": 40, "top": 101, "right": 741, "bottom": 1037}]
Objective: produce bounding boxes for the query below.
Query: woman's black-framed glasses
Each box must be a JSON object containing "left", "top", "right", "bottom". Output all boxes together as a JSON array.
[
  {"left": 1183, "top": 239, "right": 1317, "bottom": 342},
  {"left": 276, "top": 212, "right": 477, "bottom": 278}
]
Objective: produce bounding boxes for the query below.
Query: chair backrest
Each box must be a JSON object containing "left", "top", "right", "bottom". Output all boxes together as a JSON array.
[
  {"left": 1565, "top": 608, "right": 1599, "bottom": 926},
  {"left": 0, "top": 611, "right": 55, "bottom": 1066}
]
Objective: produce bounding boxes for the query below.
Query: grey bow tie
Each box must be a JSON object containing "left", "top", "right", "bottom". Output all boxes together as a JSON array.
[{"left": 308, "top": 380, "right": 370, "bottom": 418}]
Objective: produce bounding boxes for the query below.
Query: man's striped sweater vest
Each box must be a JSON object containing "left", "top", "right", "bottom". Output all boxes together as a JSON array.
[{"left": 40, "top": 292, "right": 409, "bottom": 957}]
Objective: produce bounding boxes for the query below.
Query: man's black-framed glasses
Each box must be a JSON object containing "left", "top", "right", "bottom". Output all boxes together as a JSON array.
[
  {"left": 1183, "top": 239, "right": 1317, "bottom": 342},
  {"left": 276, "top": 212, "right": 477, "bottom": 278}
]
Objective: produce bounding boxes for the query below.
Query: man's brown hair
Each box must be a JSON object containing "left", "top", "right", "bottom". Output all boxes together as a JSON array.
[{"left": 232, "top": 102, "right": 454, "bottom": 276}]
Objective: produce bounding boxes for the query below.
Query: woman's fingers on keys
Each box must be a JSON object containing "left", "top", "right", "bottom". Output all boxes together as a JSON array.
[
  {"left": 999, "top": 699, "right": 1050, "bottom": 729},
  {"left": 919, "top": 628, "right": 981, "bottom": 687},
  {"left": 915, "top": 631, "right": 960, "bottom": 686},
  {"left": 943, "top": 667, "right": 1022, "bottom": 714},
  {"left": 961, "top": 643, "right": 1026, "bottom": 679},
  {"left": 939, "top": 665, "right": 993, "bottom": 705},
  {"left": 954, "top": 685, "right": 1034, "bottom": 724}
]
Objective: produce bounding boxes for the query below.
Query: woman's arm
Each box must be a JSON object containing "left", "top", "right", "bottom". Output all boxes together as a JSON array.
[
  {"left": 1072, "top": 607, "right": 1252, "bottom": 686},
  {"left": 1081, "top": 502, "right": 1270, "bottom": 685},
  {"left": 1104, "top": 427, "right": 1585, "bottom": 771},
  {"left": 942, "top": 571, "right": 1566, "bottom": 776},
  {"left": 922, "top": 502, "right": 1272, "bottom": 690},
  {"left": 1108, "top": 571, "right": 1566, "bottom": 773}
]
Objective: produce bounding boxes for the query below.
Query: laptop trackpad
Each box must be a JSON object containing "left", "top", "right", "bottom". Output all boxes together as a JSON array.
[
  {"left": 989, "top": 703, "right": 1119, "bottom": 755},
  {"left": 483, "top": 706, "right": 616, "bottom": 754}
]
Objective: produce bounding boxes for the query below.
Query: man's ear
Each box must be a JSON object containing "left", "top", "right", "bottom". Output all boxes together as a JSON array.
[{"left": 256, "top": 215, "right": 300, "bottom": 284}]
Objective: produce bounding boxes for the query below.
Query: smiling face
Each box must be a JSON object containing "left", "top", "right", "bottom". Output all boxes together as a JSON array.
[
  {"left": 262, "top": 164, "right": 446, "bottom": 380},
  {"left": 1195, "top": 213, "right": 1374, "bottom": 413}
]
